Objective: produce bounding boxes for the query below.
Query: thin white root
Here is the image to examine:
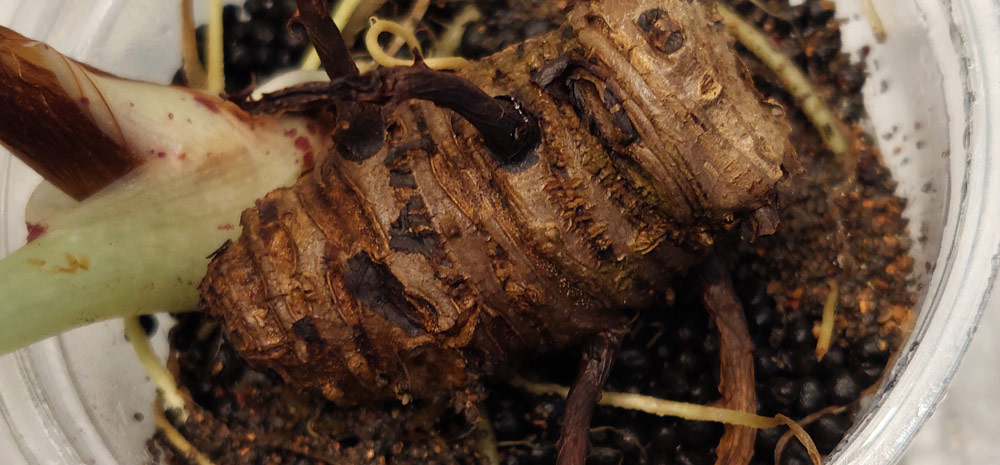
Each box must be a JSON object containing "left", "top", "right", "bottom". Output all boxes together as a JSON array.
[
  {"left": 512, "top": 378, "right": 822, "bottom": 465},
  {"left": 153, "top": 399, "right": 215, "bottom": 465},
  {"left": 205, "top": 0, "right": 225, "bottom": 93},
  {"left": 815, "top": 280, "right": 839, "bottom": 360},
  {"left": 860, "top": 0, "right": 887, "bottom": 43},
  {"left": 180, "top": 0, "right": 207, "bottom": 88},
  {"left": 718, "top": 4, "right": 852, "bottom": 165},
  {"left": 364, "top": 17, "right": 470, "bottom": 70},
  {"left": 251, "top": 69, "right": 333, "bottom": 100},
  {"left": 124, "top": 316, "right": 188, "bottom": 422},
  {"left": 300, "top": 0, "right": 364, "bottom": 71},
  {"left": 430, "top": 5, "right": 483, "bottom": 59}
]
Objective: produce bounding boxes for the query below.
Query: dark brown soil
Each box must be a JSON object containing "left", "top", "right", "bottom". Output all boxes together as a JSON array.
[{"left": 152, "top": 1, "right": 915, "bottom": 464}]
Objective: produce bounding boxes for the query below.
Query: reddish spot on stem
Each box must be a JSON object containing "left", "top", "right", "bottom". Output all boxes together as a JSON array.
[
  {"left": 168, "top": 113, "right": 174, "bottom": 120},
  {"left": 194, "top": 95, "right": 220, "bottom": 113},
  {"left": 218, "top": 224, "right": 234, "bottom": 231},
  {"left": 178, "top": 153, "right": 187, "bottom": 160},
  {"left": 26, "top": 223, "right": 47, "bottom": 242},
  {"left": 79, "top": 97, "right": 90, "bottom": 107},
  {"left": 284, "top": 128, "right": 298, "bottom": 137},
  {"left": 303, "top": 151, "right": 315, "bottom": 170},
  {"left": 157, "top": 151, "right": 166, "bottom": 158},
  {"left": 294, "top": 136, "right": 311, "bottom": 152},
  {"left": 129, "top": 101, "right": 135, "bottom": 108}
]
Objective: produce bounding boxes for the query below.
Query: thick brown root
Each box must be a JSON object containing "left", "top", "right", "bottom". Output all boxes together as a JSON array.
[
  {"left": 702, "top": 259, "right": 757, "bottom": 465},
  {"left": 556, "top": 327, "right": 628, "bottom": 465}
]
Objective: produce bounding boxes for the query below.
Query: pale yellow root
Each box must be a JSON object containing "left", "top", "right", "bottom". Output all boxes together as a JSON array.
[
  {"left": 383, "top": 0, "right": 431, "bottom": 60},
  {"left": 477, "top": 404, "right": 502, "bottom": 465},
  {"left": 748, "top": 0, "right": 794, "bottom": 21},
  {"left": 300, "top": 0, "right": 365, "bottom": 71},
  {"left": 153, "top": 400, "right": 215, "bottom": 465},
  {"left": 860, "top": 0, "right": 887, "bottom": 43},
  {"left": 718, "top": 4, "right": 852, "bottom": 166},
  {"left": 512, "top": 378, "right": 822, "bottom": 465},
  {"left": 815, "top": 280, "right": 839, "bottom": 360},
  {"left": 775, "top": 406, "right": 847, "bottom": 465},
  {"left": 364, "top": 17, "right": 470, "bottom": 70},
  {"left": 430, "top": 5, "right": 483, "bottom": 59},
  {"left": 205, "top": 0, "right": 225, "bottom": 93},
  {"left": 180, "top": 0, "right": 207, "bottom": 88},
  {"left": 124, "top": 316, "right": 188, "bottom": 422}
]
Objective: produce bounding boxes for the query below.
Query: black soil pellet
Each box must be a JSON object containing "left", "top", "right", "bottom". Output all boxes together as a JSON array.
[
  {"left": 138, "top": 314, "right": 158, "bottom": 336},
  {"left": 826, "top": 369, "right": 862, "bottom": 405},
  {"left": 587, "top": 447, "right": 623, "bottom": 465},
  {"left": 808, "top": 413, "right": 853, "bottom": 454},
  {"left": 797, "top": 378, "right": 827, "bottom": 414}
]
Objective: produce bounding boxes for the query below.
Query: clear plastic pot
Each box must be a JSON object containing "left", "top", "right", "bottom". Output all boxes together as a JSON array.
[{"left": 1, "top": 0, "right": 997, "bottom": 463}]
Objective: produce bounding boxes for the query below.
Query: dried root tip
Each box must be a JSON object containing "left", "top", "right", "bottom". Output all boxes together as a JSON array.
[
  {"left": 511, "top": 378, "right": 822, "bottom": 465},
  {"left": 365, "top": 17, "right": 471, "bottom": 70},
  {"left": 153, "top": 400, "right": 214, "bottom": 465},
  {"left": 206, "top": 0, "right": 225, "bottom": 93},
  {"left": 124, "top": 316, "right": 189, "bottom": 422},
  {"left": 180, "top": 0, "right": 207, "bottom": 88},
  {"left": 718, "top": 4, "right": 854, "bottom": 173},
  {"left": 477, "top": 404, "right": 502, "bottom": 465},
  {"left": 815, "top": 280, "right": 839, "bottom": 360}
]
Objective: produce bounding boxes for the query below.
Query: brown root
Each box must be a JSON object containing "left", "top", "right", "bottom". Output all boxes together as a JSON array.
[
  {"left": 512, "top": 379, "right": 822, "bottom": 465},
  {"left": 295, "top": 0, "right": 360, "bottom": 79},
  {"left": 237, "top": 65, "right": 540, "bottom": 165},
  {"left": 774, "top": 406, "right": 848, "bottom": 465},
  {"left": 556, "top": 327, "right": 627, "bottom": 465},
  {"left": 702, "top": 259, "right": 757, "bottom": 465}
]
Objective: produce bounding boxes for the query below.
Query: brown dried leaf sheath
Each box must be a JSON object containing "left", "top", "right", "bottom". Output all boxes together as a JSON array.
[
  {"left": 200, "top": 0, "right": 798, "bottom": 405},
  {"left": 0, "top": 28, "right": 141, "bottom": 200}
]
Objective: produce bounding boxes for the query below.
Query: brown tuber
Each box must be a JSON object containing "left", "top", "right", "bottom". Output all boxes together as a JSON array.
[{"left": 199, "top": 0, "right": 798, "bottom": 407}]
